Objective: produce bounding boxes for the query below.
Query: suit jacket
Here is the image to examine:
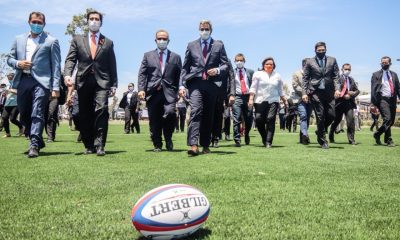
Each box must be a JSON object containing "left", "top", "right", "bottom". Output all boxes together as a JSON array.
[
  {"left": 371, "top": 70, "right": 400, "bottom": 106},
  {"left": 229, "top": 67, "right": 254, "bottom": 97},
  {"left": 138, "top": 49, "right": 182, "bottom": 103},
  {"left": 64, "top": 33, "right": 118, "bottom": 90},
  {"left": 7, "top": 32, "right": 61, "bottom": 91},
  {"left": 180, "top": 38, "right": 229, "bottom": 88},
  {"left": 302, "top": 56, "right": 340, "bottom": 98},
  {"left": 336, "top": 75, "right": 360, "bottom": 108},
  {"left": 119, "top": 91, "right": 138, "bottom": 110}
]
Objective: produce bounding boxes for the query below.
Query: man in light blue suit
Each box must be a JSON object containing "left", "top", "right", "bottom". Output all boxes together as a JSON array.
[{"left": 7, "top": 11, "right": 61, "bottom": 158}]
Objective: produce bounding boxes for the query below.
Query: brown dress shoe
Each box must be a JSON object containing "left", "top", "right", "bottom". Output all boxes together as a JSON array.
[{"left": 202, "top": 147, "right": 211, "bottom": 154}]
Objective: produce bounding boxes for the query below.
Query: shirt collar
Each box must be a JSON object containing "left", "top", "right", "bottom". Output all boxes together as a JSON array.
[
  {"left": 28, "top": 31, "right": 43, "bottom": 39},
  {"left": 89, "top": 31, "right": 100, "bottom": 39},
  {"left": 201, "top": 37, "right": 211, "bottom": 45},
  {"left": 157, "top": 48, "right": 168, "bottom": 55}
]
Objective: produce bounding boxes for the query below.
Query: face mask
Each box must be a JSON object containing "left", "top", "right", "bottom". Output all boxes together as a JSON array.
[
  {"left": 235, "top": 61, "right": 244, "bottom": 69},
  {"left": 381, "top": 64, "right": 390, "bottom": 70},
  {"left": 316, "top": 51, "right": 326, "bottom": 59},
  {"left": 30, "top": 23, "right": 44, "bottom": 35},
  {"left": 128, "top": 86, "right": 133, "bottom": 91},
  {"left": 156, "top": 40, "right": 168, "bottom": 50},
  {"left": 199, "top": 30, "right": 210, "bottom": 40},
  {"left": 88, "top": 20, "right": 101, "bottom": 32},
  {"left": 343, "top": 70, "right": 351, "bottom": 76}
]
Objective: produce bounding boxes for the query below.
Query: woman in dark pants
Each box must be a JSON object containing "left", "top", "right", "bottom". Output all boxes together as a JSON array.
[
  {"left": 2, "top": 73, "right": 24, "bottom": 137},
  {"left": 248, "top": 57, "right": 287, "bottom": 148}
]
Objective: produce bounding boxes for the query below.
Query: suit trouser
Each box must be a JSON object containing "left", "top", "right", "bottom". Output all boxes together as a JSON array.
[
  {"left": 254, "top": 101, "right": 279, "bottom": 145},
  {"left": 223, "top": 105, "right": 231, "bottom": 136},
  {"left": 131, "top": 111, "right": 140, "bottom": 133},
  {"left": 124, "top": 107, "right": 140, "bottom": 133},
  {"left": 330, "top": 101, "right": 355, "bottom": 143},
  {"left": 376, "top": 97, "right": 396, "bottom": 143},
  {"left": 211, "top": 94, "right": 225, "bottom": 142},
  {"left": 310, "top": 90, "right": 335, "bottom": 145},
  {"left": 176, "top": 107, "right": 187, "bottom": 132},
  {"left": 232, "top": 95, "right": 253, "bottom": 142},
  {"left": 45, "top": 97, "right": 59, "bottom": 140},
  {"left": 147, "top": 91, "right": 176, "bottom": 148},
  {"left": 187, "top": 79, "right": 218, "bottom": 147},
  {"left": 78, "top": 75, "right": 109, "bottom": 149},
  {"left": 17, "top": 75, "right": 49, "bottom": 148},
  {"left": 370, "top": 114, "right": 379, "bottom": 131},
  {"left": 2, "top": 106, "right": 23, "bottom": 134}
]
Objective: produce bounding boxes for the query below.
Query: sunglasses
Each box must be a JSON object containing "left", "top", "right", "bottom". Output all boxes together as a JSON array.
[
  {"left": 200, "top": 28, "right": 210, "bottom": 31},
  {"left": 157, "top": 38, "right": 168, "bottom": 41}
]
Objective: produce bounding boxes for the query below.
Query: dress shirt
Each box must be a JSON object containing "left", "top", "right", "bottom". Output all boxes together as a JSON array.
[
  {"left": 235, "top": 68, "right": 250, "bottom": 95},
  {"left": 249, "top": 70, "right": 283, "bottom": 103},
  {"left": 88, "top": 31, "right": 100, "bottom": 49},
  {"left": 157, "top": 48, "right": 168, "bottom": 74},
  {"left": 381, "top": 70, "right": 393, "bottom": 97}
]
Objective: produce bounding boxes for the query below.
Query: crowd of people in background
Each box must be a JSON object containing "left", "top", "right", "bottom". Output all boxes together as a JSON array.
[{"left": 1, "top": 10, "right": 399, "bottom": 158}]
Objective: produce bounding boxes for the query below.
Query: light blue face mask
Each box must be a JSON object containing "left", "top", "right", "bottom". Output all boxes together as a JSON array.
[{"left": 30, "top": 23, "right": 44, "bottom": 34}]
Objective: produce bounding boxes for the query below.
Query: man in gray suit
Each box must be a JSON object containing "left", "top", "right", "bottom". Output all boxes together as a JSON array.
[
  {"left": 138, "top": 29, "right": 182, "bottom": 152},
  {"left": 64, "top": 10, "right": 118, "bottom": 156},
  {"left": 179, "top": 20, "right": 229, "bottom": 156},
  {"left": 302, "top": 42, "right": 340, "bottom": 149},
  {"left": 7, "top": 11, "right": 61, "bottom": 158}
]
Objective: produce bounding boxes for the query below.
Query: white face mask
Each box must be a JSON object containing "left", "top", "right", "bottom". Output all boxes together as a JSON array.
[
  {"left": 199, "top": 30, "right": 210, "bottom": 40},
  {"left": 235, "top": 61, "right": 244, "bottom": 69},
  {"left": 156, "top": 40, "right": 168, "bottom": 50},
  {"left": 88, "top": 20, "right": 101, "bottom": 32},
  {"left": 343, "top": 70, "right": 351, "bottom": 76}
]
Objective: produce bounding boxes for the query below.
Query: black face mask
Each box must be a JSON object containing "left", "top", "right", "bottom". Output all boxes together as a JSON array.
[
  {"left": 316, "top": 52, "right": 326, "bottom": 59},
  {"left": 381, "top": 64, "right": 390, "bottom": 70}
]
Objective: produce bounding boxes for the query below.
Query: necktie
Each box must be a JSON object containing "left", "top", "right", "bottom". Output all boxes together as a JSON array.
[
  {"left": 202, "top": 41, "right": 208, "bottom": 80},
  {"left": 159, "top": 51, "right": 164, "bottom": 70},
  {"left": 340, "top": 77, "right": 347, "bottom": 97},
  {"left": 386, "top": 71, "right": 394, "bottom": 96},
  {"left": 239, "top": 69, "right": 247, "bottom": 94},
  {"left": 90, "top": 33, "right": 97, "bottom": 59}
]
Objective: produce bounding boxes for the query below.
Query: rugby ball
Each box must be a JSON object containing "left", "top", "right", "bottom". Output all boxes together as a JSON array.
[{"left": 131, "top": 184, "right": 210, "bottom": 240}]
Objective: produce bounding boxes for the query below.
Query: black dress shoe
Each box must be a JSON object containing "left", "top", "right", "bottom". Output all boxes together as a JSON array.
[
  {"left": 234, "top": 141, "right": 241, "bottom": 147},
  {"left": 245, "top": 135, "right": 250, "bottom": 145},
  {"left": 188, "top": 145, "right": 199, "bottom": 156},
  {"left": 96, "top": 147, "right": 106, "bottom": 156},
  {"left": 166, "top": 141, "right": 173, "bottom": 151},
  {"left": 153, "top": 147, "right": 162, "bottom": 152},
  {"left": 84, "top": 147, "right": 95, "bottom": 154},
  {"left": 28, "top": 147, "right": 39, "bottom": 158},
  {"left": 373, "top": 132, "right": 381, "bottom": 145},
  {"left": 321, "top": 143, "right": 329, "bottom": 149},
  {"left": 301, "top": 135, "right": 310, "bottom": 145},
  {"left": 202, "top": 147, "right": 211, "bottom": 154},
  {"left": 328, "top": 132, "right": 335, "bottom": 143}
]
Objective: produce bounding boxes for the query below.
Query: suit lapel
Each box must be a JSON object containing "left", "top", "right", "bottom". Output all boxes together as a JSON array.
[
  {"left": 83, "top": 35, "right": 92, "bottom": 59},
  {"left": 162, "top": 50, "right": 171, "bottom": 77},
  {"left": 31, "top": 33, "right": 47, "bottom": 60},
  {"left": 152, "top": 49, "right": 163, "bottom": 75},
  {"left": 205, "top": 38, "right": 214, "bottom": 65},
  {"left": 21, "top": 33, "right": 29, "bottom": 60},
  {"left": 94, "top": 34, "right": 105, "bottom": 59},
  {"left": 196, "top": 39, "right": 205, "bottom": 65}
]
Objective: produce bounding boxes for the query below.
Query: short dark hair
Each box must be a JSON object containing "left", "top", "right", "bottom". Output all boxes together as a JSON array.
[
  {"left": 86, "top": 10, "right": 103, "bottom": 23},
  {"left": 234, "top": 53, "right": 246, "bottom": 62},
  {"left": 342, "top": 63, "right": 351, "bottom": 69},
  {"left": 128, "top": 83, "right": 134, "bottom": 86},
  {"left": 262, "top": 57, "right": 276, "bottom": 70},
  {"left": 199, "top": 20, "right": 213, "bottom": 33},
  {"left": 28, "top": 11, "right": 46, "bottom": 25},
  {"left": 302, "top": 58, "right": 307, "bottom": 67},
  {"left": 155, "top": 29, "right": 169, "bottom": 39},
  {"left": 381, "top": 56, "right": 392, "bottom": 63},
  {"left": 314, "top": 41, "right": 326, "bottom": 51}
]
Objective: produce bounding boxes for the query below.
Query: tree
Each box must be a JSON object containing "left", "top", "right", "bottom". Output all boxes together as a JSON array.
[{"left": 65, "top": 8, "right": 100, "bottom": 36}]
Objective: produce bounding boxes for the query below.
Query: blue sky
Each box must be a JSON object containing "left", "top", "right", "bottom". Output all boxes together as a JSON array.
[{"left": 1, "top": 0, "right": 399, "bottom": 98}]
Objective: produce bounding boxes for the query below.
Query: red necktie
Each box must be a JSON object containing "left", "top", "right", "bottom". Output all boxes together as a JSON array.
[
  {"left": 340, "top": 77, "right": 347, "bottom": 97},
  {"left": 90, "top": 33, "right": 97, "bottom": 59},
  {"left": 202, "top": 41, "right": 208, "bottom": 80},
  {"left": 239, "top": 69, "right": 247, "bottom": 94},
  {"left": 159, "top": 51, "right": 164, "bottom": 69},
  {"left": 386, "top": 71, "right": 394, "bottom": 96}
]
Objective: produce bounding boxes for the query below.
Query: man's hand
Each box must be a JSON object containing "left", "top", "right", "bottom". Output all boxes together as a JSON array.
[
  {"left": 51, "top": 90, "right": 60, "bottom": 98},
  {"left": 302, "top": 94, "right": 309, "bottom": 103},
  {"left": 347, "top": 91, "right": 355, "bottom": 96},
  {"left": 228, "top": 96, "right": 235, "bottom": 106},
  {"left": 64, "top": 76, "right": 73, "bottom": 87},
  {"left": 207, "top": 68, "right": 218, "bottom": 77},
  {"left": 344, "top": 94, "right": 351, "bottom": 100},
  {"left": 334, "top": 90, "right": 341, "bottom": 99},
  {"left": 17, "top": 60, "right": 32, "bottom": 70},
  {"left": 138, "top": 91, "right": 146, "bottom": 100},
  {"left": 109, "top": 88, "right": 116, "bottom": 97},
  {"left": 179, "top": 89, "right": 186, "bottom": 97},
  {"left": 248, "top": 98, "right": 254, "bottom": 108}
]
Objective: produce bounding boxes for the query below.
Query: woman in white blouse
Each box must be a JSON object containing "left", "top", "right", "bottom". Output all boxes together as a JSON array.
[{"left": 248, "top": 57, "right": 287, "bottom": 148}]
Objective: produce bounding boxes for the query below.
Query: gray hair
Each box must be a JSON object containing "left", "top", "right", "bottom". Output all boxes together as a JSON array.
[{"left": 199, "top": 19, "right": 213, "bottom": 33}]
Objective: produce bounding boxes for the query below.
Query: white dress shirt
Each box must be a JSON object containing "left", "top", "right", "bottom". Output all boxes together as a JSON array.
[
  {"left": 235, "top": 68, "right": 250, "bottom": 95},
  {"left": 88, "top": 31, "right": 100, "bottom": 49},
  {"left": 157, "top": 48, "right": 168, "bottom": 74},
  {"left": 381, "top": 70, "right": 393, "bottom": 97},
  {"left": 249, "top": 70, "right": 283, "bottom": 103}
]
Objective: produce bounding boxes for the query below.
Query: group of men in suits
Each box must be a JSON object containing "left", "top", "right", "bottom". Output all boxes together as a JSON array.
[{"left": 5, "top": 11, "right": 400, "bottom": 158}]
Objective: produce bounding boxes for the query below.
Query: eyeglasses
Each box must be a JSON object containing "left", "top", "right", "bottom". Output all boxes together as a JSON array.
[
  {"left": 31, "top": 21, "right": 43, "bottom": 25},
  {"left": 157, "top": 38, "right": 168, "bottom": 41},
  {"left": 200, "top": 28, "right": 210, "bottom": 31}
]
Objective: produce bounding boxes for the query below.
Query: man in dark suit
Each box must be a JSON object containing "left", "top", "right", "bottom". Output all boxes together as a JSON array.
[
  {"left": 64, "top": 10, "right": 118, "bottom": 156},
  {"left": 371, "top": 56, "right": 400, "bottom": 147},
  {"left": 138, "top": 29, "right": 182, "bottom": 152},
  {"left": 228, "top": 53, "right": 254, "bottom": 147},
  {"left": 179, "top": 20, "right": 229, "bottom": 156},
  {"left": 302, "top": 42, "right": 340, "bottom": 149},
  {"left": 329, "top": 63, "right": 360, "bottom": 145},
  {"left": 119, "top": 83, "right": 140, "bottom": 134},
  {"left": 7, "top": 11, "right": 61, "bottom": 158}
]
